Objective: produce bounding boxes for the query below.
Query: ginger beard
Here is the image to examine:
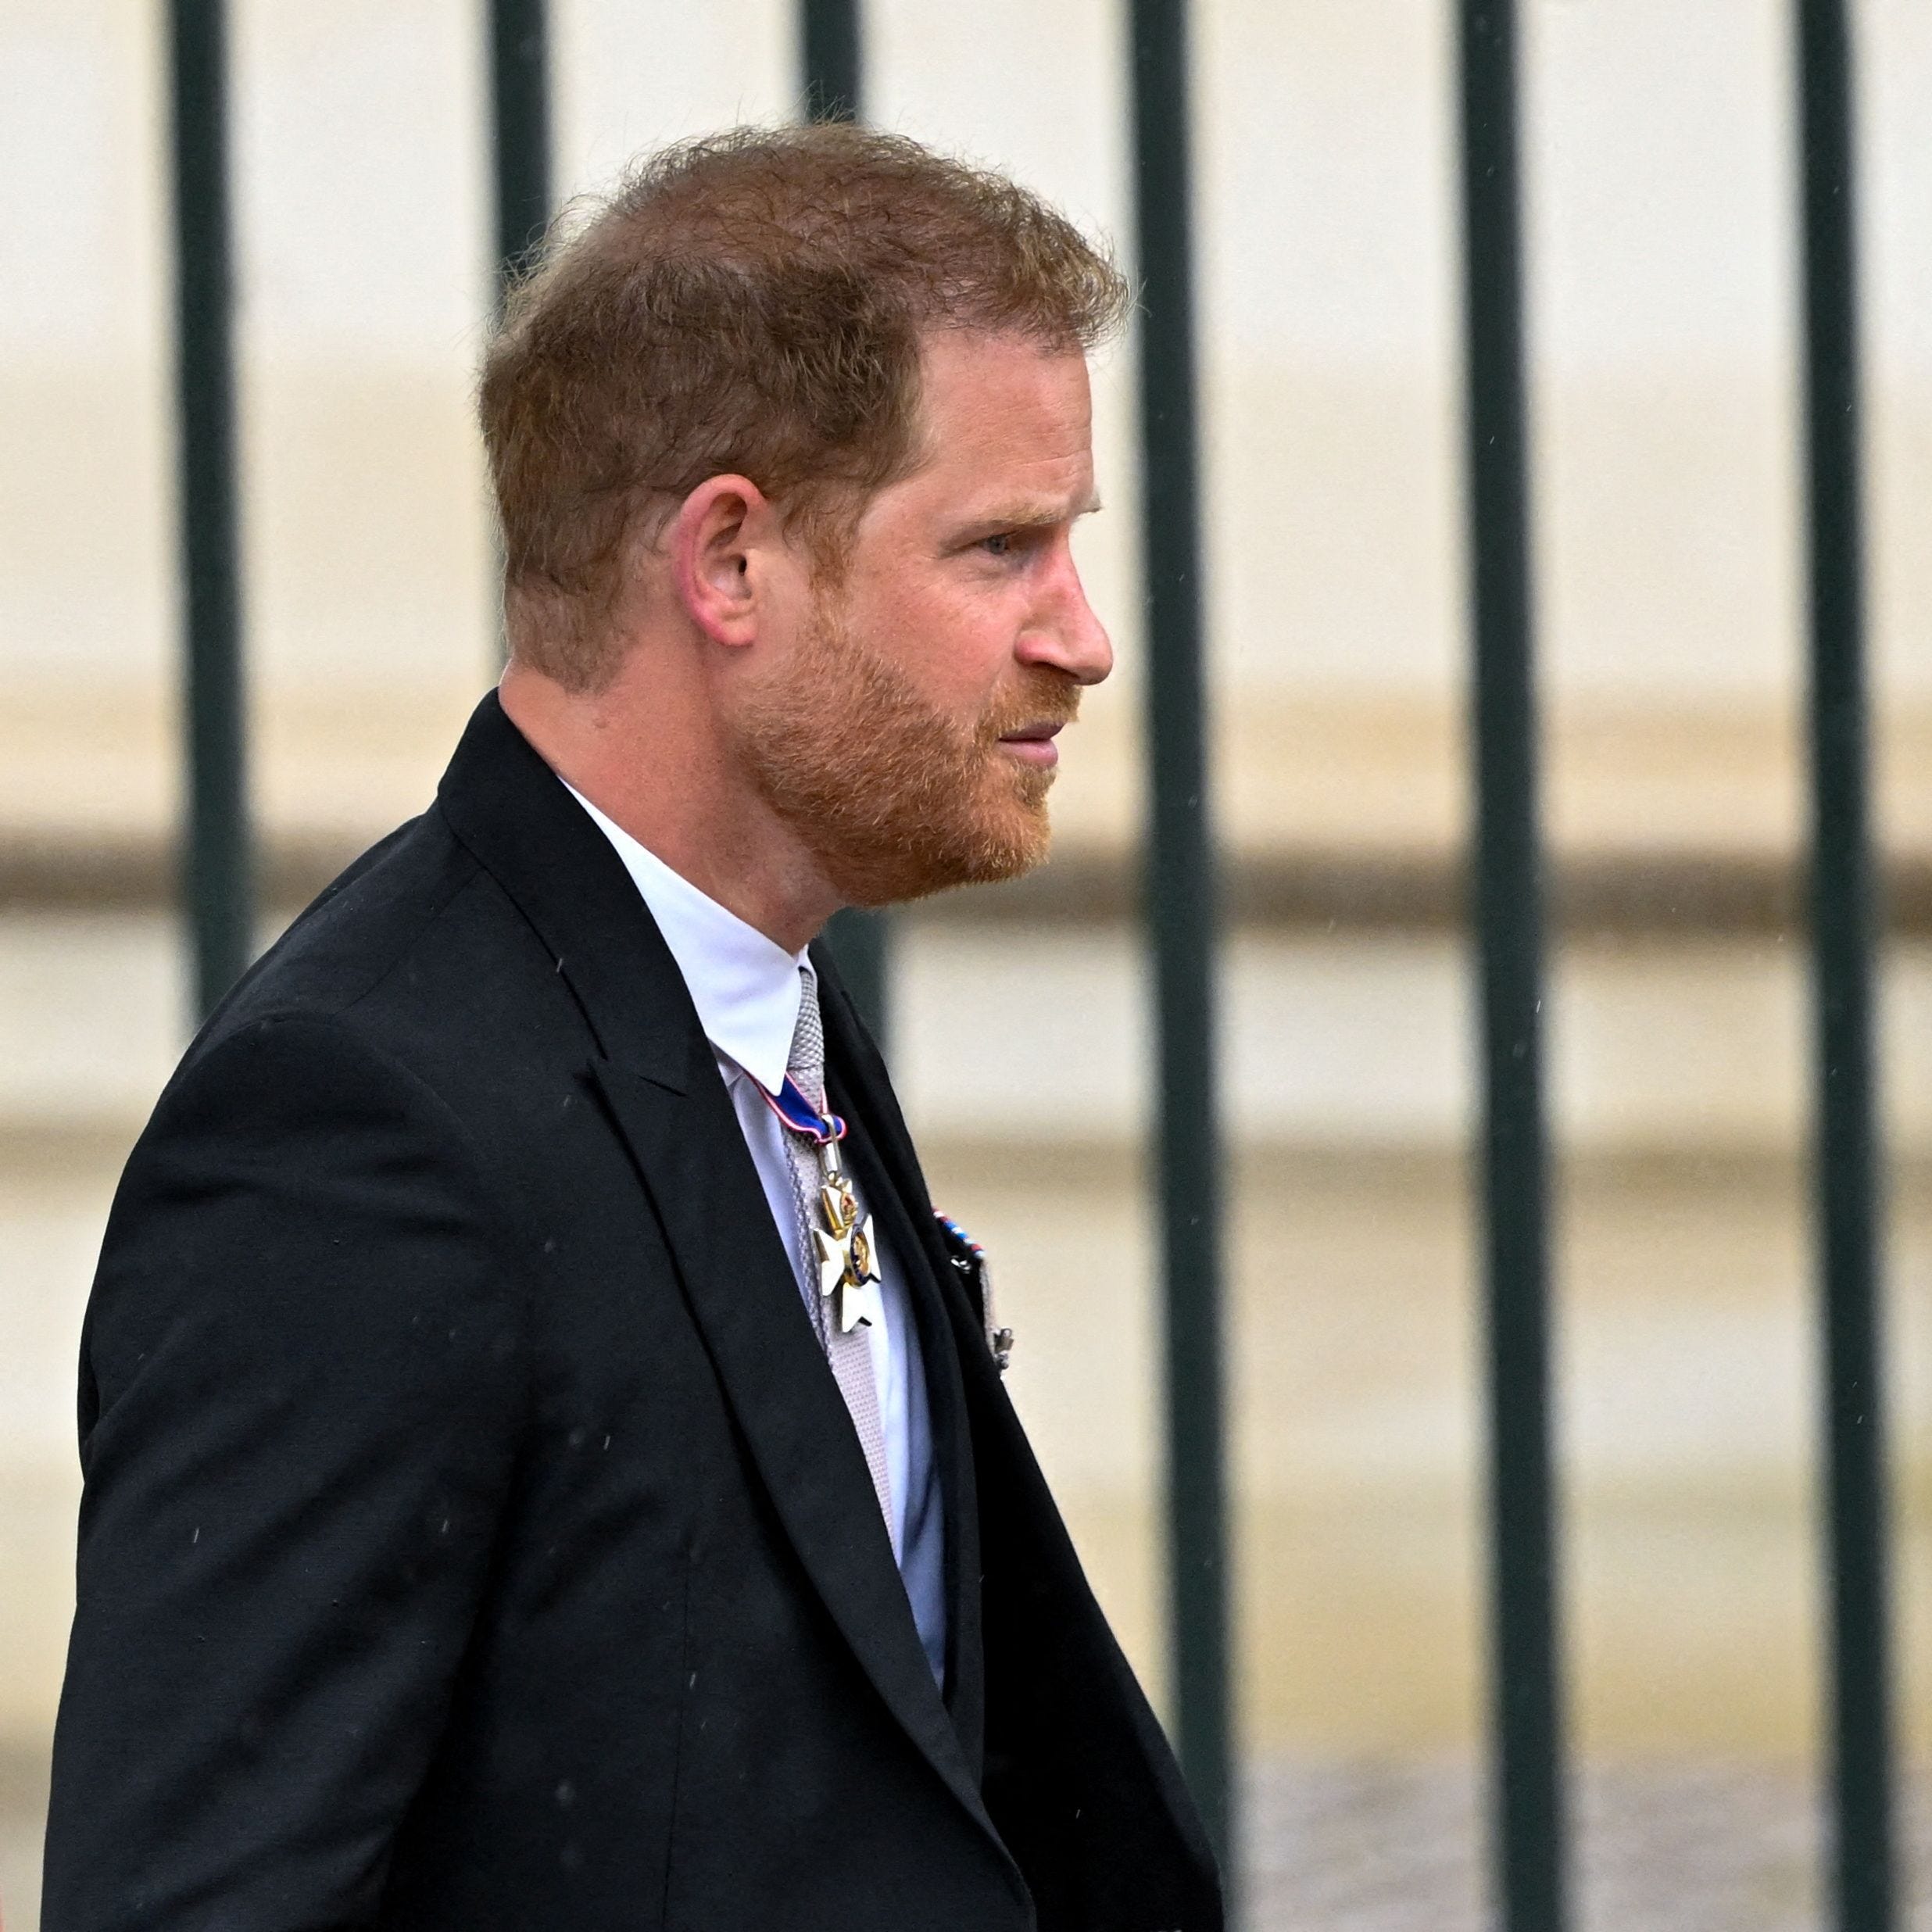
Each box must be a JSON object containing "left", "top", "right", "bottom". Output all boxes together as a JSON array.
[{"left": 731, "top": 587, "right": 1079, "bottom": 909}]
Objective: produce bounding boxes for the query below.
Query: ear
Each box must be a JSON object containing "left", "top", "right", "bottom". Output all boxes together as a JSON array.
[{"left": 670, "top": 474, "right": 773, "bottom": 649}]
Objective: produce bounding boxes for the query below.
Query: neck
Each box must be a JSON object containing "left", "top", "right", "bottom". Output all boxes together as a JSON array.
[{"left": 499, "top": 654, "right": 843, "bottom": 953}]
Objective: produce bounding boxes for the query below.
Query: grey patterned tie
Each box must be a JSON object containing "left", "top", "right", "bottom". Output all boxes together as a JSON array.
[{"left": 782, "top": 962, "right": 895, "bottom": 1541}]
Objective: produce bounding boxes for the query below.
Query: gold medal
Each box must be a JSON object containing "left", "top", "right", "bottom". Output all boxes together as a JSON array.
[{"left": 811, "top": 1136, "right": 883, "bottom": 1333}]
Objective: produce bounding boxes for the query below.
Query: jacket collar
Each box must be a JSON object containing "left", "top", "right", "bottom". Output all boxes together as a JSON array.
[
  {"left": 434, "top": 689, "right": 692, "bottom": 1091},
  {"left": 564, "top": 781, "right": 805, "bottom": 1095}
]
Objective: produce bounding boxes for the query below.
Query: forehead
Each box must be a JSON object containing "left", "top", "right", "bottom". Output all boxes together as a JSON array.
[
  {"left": 893, "top": 331, "right": 1095, "bottom": 503},
  {"left": 914, "top": 328, "right": 1092, "bottom": 424}
]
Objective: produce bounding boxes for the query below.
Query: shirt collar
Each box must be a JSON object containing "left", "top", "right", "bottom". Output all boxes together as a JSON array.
[{"left": 564, "top": 782, "right": 804, "bottom": 1096}]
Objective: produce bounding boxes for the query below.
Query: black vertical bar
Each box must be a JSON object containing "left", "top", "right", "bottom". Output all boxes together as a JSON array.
[
  {"left": 1129, "top": 0, "right": 1233, "bottom": 1881},
  {"left": 168, "top": 0, "right": 252, "bottom": 1018},
  {"left": 800, "top": 0, "right": 862, "bottom": 123},
  {"left": 1796, "top": 5, "right": 1895, "bottom": 1928},
  {"left": 490, "top": 0, "right": 551, "bottom": 299},
  {"left": 819, "top": 907, "right": 885, "bottom": 1050},
  {"left": 820, "top": 907, "right": 888, "bottom": 1047},
  {"left": 799, "top": 0, "right": 888, "bottom": 1045},
  {"left": 1456, "top": 5, "right": 1566, "bottom": 1930},
  {"left": 487, "top": 0, "right": 549, "bottom": 673}
]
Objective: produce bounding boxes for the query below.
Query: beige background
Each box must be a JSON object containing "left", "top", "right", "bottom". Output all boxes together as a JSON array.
[{"left": 2, "top": 1, "right": 1929, "bottom": 1924}]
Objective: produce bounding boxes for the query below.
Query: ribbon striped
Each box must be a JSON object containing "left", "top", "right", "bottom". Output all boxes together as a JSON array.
[{"left": 760, "top": 1075, "right": 846, "bottom": 1146}]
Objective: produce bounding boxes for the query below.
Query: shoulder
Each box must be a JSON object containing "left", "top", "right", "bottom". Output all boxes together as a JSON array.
[
  {"left": 89, "top": 996, "right": 543, "bottom": 1427},
  {"left": 122, "top": 808, "right": 549, "bottom": 1252},
  {"left": 177, "top": 803, "right": 582, "bottom": 1114},
  {"left": 208, "top": 807, "right": 494, "bottom": 1038}
]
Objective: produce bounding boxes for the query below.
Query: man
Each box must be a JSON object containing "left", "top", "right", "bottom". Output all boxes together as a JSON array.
[{"left": 43, "top": 127, "right": 1221, "bottom": 1930}]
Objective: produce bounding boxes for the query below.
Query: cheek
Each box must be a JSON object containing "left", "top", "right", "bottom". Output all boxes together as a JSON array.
[{"left": 859, "top": 578, "right": 1014, "bottom": 707}]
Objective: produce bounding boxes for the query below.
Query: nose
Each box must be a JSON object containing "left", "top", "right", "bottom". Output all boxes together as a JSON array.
[{"left": 1016, "top": 549, "right": 1114, "bottom": 687}]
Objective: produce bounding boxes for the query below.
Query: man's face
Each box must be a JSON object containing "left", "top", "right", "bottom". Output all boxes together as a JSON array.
[{"left": 732, "top": 330, "right": 1112, "bottom": 907}]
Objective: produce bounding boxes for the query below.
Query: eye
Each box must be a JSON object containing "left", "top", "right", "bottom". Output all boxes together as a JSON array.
[{"left": 980, "top": 532, "right": 1014, "bottom": 557}]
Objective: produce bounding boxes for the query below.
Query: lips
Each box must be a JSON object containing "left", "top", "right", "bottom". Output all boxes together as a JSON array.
[{"left": 995, "top": 721, "right": 1064, "bottom": 768}]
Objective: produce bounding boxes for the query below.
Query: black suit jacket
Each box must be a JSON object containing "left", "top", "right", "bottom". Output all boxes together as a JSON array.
[{"left": 43, "top": 694, "right": 1221, "bottom": 1931}]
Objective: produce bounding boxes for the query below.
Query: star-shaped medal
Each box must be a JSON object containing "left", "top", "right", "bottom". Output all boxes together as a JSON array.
[
  {"left": 836, "top": 1214, "right": 884, "bottom": 1333},
  {"left": 814, "top": 1224, "right": 851, "bottom": 1303},
  {"left": 813, "top": 1182, "right": 883, "bottom": 1332}
]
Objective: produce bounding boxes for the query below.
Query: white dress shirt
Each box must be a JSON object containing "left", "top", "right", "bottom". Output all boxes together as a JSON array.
[{"left": 565, "top": 784, "right": 947, "bottom": 1685}]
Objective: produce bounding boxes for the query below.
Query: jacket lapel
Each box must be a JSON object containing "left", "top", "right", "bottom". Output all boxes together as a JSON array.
[
  {"left": 588, "top": 1054, "right": 996, "bottom": 1837},
  {"left": 435, "top": 695, "right": 1002, "bottom": 1850},
  {"left": 813, "top": 956, "right": 1218, "bottom": 1905},
  {"left": 818, "top": 972, "right": 986, "bottom": 1776}
]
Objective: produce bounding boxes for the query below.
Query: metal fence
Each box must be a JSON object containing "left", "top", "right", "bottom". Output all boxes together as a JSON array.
[{"left": 162, "top": 1, "right": 1900, "bottom": 1926}]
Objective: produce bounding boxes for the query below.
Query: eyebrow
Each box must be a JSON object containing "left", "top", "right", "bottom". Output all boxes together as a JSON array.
[{"left": 964, "top": 492, "right": 1104, "bottom": 531}]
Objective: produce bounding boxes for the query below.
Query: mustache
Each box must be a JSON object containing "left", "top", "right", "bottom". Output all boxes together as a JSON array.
[{"left": 979, "top": 671, "right": 1083, "bottom": 743}]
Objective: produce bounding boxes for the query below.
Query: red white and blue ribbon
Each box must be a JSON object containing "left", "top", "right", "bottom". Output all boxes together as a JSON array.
[
  {"left": 760, "top": 1075, "right": 847, "bottom": 1147},
  {"left": 935, "top": 1211, "right": 983, "bottom": 1258}
]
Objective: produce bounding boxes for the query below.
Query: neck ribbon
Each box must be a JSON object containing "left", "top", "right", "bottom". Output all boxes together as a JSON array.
[{"left": 760, "top": 1075, "right": 847, "bottom": 1147}]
